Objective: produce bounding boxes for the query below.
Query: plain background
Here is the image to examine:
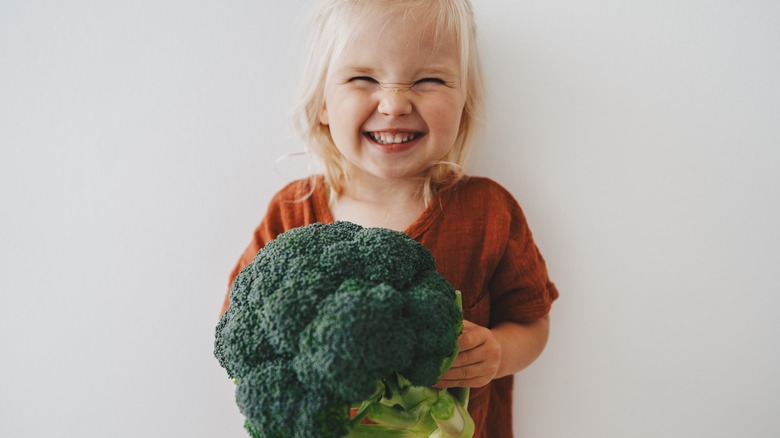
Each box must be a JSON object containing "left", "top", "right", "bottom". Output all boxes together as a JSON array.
[{"left": 1, "top": 0, "right": 779, "bottom": 437}]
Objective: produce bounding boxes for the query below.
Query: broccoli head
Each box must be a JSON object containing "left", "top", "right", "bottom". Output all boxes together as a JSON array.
[{"left": 214, "top": 221, "right": 473, "bottom": 437}]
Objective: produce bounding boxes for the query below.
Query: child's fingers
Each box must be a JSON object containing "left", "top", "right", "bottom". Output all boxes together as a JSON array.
[
  {"left": 438, "top": 354, "right": 497, "bottom": 388},
  {"left": 436, "top": 377, "right": 489, "bottom": 388},
  {"left": 435, "top": 320, "right": 501, "bottom": 388},
  {"left": 456, "top": 320, "right": 485, "bottom": 352},
  {"left": 456, "top": 321, "right": 501, "bottom": 364},
  {"left": 450, "top": 345, "right": 480, "bottom": 368},
  {"left": 436, "top": 363, "right": 493, "bottom": 388}
]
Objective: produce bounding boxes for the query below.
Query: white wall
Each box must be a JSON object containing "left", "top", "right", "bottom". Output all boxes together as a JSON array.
[{"left": 1, "top": 1, "right": 778, "bottom": 437}]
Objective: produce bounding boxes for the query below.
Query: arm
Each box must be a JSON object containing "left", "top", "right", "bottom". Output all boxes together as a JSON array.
[{"left": 436, "top": 315, "right": 550, "bottom": 388}]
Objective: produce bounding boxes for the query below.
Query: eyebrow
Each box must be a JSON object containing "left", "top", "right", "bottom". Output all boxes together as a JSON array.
[
  {"left": 337, "top": 65, "right": 459, "bottom": 78},
  {"left": 340, "top": 66, "right": 376, "bottom": 75}
]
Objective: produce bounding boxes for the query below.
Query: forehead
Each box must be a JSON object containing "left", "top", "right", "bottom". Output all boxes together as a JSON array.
[{"left": 331, "top": 7, "right": 461, "bottom": 71}]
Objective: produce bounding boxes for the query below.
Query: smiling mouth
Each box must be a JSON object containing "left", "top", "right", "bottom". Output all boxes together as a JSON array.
[{"left": 366, "top": 131, "right": 424, "bottom": 145}]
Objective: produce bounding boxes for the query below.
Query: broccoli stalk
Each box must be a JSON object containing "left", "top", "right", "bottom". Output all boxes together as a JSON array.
[
  {"left": 429, "top": 387, "right": 474, "bottom": 438},
  {"left": 214, "top": 221, "right": 474, "bottom": 437},
  {"left": 346, "top": 292, "right": 474, "bottom": 437},
  {"left": 348, "top": 374, "right": 474, "bottom": 438}
]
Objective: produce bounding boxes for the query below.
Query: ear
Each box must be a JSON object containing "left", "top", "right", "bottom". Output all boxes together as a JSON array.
[{"left": 318, "top": 101, "right": 329, "bottom": 125}]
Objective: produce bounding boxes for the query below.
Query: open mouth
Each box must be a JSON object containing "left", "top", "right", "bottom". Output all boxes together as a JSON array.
[{"left": 366, "top": 131, "right": 424, "bottom": 145}]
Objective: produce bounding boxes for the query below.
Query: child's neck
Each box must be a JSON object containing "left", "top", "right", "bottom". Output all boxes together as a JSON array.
[{"left": 330, "top": 177, "right": 426, "bottom": 232}]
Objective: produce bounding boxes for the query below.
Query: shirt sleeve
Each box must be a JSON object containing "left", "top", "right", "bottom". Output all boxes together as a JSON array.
[
  {"left": 219, "top": 182, "right": 308, "bottom": 316},
  {"left": 488, "top": 194, "right": 558, "bottom": 324}
]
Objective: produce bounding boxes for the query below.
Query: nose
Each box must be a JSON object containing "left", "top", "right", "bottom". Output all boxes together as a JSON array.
[{"left": 377, "top": 86, "right": 413, "bottom": 118}]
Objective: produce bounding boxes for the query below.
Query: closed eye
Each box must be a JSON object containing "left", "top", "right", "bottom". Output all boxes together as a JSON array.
[
  {"left": 412, "top": 77, "right": 451, "bottom": 91},
  {"left": 349, "top": 76, "right": 379, "bottom": 83},
  {"left": 415, "top": 78, "right": 446, "bottom": 85}
]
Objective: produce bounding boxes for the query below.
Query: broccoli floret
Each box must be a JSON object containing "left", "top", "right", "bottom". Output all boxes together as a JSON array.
[{"left": 214, "top": 221, "right": 474, "bottom": 437}]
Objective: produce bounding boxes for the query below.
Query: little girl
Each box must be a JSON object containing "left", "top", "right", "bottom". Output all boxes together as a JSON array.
[{"left": 221, "top": 0, "right": 558, "bottom": 436}]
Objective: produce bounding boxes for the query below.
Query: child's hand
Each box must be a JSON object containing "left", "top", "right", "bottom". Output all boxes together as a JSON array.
[{"left": 436, "top": 320, "right": 502, "bottom": 388}]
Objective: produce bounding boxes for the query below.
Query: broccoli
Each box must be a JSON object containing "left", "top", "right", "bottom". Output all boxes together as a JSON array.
[{"left": 214, "top": 221, "right": 474, "bottom": 437}]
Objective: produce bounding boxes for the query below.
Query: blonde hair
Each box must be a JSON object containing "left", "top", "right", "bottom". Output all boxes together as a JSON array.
[{"left": 292, "top": 0, "right": 484, "bottom": 204}]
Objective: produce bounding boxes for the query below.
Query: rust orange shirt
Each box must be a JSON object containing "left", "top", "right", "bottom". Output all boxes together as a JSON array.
[{"left": 222, "top": 175, "right": 558, "bottom": 438}]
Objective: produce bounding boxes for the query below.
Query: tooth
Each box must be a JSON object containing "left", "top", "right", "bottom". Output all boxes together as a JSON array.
[{"left": 369, "top": 132, "right": 420, "bottom": 144}]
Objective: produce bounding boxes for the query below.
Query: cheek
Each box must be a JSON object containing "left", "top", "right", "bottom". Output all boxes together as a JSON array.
[
  {"left": 345, "top": 95, "right": 375, "bottom": 123},
  {"left": 326, "top": 99, "right": 372, "bottom": 150},
  {"left": 425, "top": 98, "right": 465, "bottom": 133},
  {"left": 329, "top": 92, "right": 374, "bottom": 125}
]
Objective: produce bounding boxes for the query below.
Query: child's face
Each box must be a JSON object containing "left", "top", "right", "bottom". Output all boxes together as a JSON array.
[{"left": 319, "top": 10, "right": 467, "bottom": 185}]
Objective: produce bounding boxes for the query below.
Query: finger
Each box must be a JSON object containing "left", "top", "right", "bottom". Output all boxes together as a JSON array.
[
  {"left": 439, "top": 362, "right": 487, "bottom": 382},
  {"left": 458, "top": 320, "right": 488, "bottom": 352},
  {"left": 449, "top": 347, "right": 483, "bottom": 368},
  {"left": 436, "top": 351, "right": 493, "bottom": 388},
  {"left": 435, "top": 373, "right": 492, "bottom": 389},
  {"left": 436, "top": 377, "right": 487, "bottom": 388}
]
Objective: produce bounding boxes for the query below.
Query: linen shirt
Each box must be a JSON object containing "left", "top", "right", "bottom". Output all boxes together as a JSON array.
[{"left": 222, "top": 175, "right": 558, "bottom": 438}]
